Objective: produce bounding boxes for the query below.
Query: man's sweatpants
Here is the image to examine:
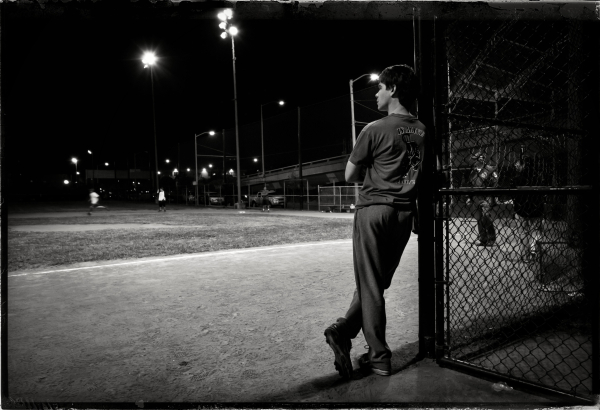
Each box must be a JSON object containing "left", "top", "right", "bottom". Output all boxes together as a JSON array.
[{"left": 343, "top": 205, "right": 413, "bottom": 370}]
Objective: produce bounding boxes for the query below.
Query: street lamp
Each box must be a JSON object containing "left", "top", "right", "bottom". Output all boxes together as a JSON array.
[
  {"left": 142, "top": 51, "right": 160, "bottom": 194},
  {"left": 349, "top": 72, "right": 378, "bottom": 202},
  {"left": 71, "top": 157, "right": 78, "bottom": 183},
  {"left": 218, "top": 9, "right": 242, "bottom": 208},
  {"left": 87, "top": 150, "right": 96, "bottom": 187},
  {"left": 350, "top": 73, "right": 379, "bottom": 147},
  {"left": 260, "top": 100, "right": 284, "bottom": 178},
  {"left": 194, "top": 130, "right": 216, "bottom": 206}
]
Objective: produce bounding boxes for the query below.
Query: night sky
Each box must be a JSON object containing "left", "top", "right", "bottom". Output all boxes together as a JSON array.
[{"left": 5, "top": 6, "right": 414, "bottom": 192}]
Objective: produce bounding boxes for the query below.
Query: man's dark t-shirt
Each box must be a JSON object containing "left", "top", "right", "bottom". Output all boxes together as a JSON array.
[{"left": 349, "top": 113, "right": 426, "bottom": 210}]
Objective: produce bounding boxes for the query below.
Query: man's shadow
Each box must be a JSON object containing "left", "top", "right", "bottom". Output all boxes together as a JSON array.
[{"left": 255, "top": 340, "right": 423, "bottom": 402}]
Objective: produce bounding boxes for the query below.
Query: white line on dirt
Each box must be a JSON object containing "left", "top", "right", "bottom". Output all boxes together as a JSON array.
[{"left": 8, "top": 239, "right": 352, "bottom": 278}]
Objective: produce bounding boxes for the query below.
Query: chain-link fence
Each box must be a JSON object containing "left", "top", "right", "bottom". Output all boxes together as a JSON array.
[
  {"left": 435, "top": 19, "right": 597, "bottom": 400},
  {"left": 318, "top": 185, "right": 359, "bottom": 213}
]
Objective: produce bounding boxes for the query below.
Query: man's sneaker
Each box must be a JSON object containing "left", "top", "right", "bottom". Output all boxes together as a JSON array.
[
  {"left": 358, "top": 353, "right": 391, "bottom": 376},
  {"left": 324, "top": 321, "right": 353, "bottom": 379}
]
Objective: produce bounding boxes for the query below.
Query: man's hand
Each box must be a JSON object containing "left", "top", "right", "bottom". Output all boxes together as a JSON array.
[{"left": 345, "top": 161, "right": 365, "bottom": 183}]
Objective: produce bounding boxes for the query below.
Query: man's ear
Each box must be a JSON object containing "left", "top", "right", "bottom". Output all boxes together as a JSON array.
[{"left": 389, "top": 85, "right": 397, "bottom": 97}]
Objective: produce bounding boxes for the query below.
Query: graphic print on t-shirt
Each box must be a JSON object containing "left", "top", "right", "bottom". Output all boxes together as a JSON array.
[{"left": 397, "top": 126, "right": 425, "bottom": 183}]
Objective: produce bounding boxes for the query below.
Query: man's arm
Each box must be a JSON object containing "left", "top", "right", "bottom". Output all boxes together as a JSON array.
[{"left": 345, "top": 161, "right": 365, "bottom": 183}]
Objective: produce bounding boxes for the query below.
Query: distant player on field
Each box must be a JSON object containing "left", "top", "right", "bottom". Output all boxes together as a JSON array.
[{"left": 88, "top": 188, "right": 107, "bottom": 215}]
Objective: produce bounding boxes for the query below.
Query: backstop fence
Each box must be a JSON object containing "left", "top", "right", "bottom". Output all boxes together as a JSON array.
[{"left": 432, "top": 18, "right": 598, "bottom": 402}]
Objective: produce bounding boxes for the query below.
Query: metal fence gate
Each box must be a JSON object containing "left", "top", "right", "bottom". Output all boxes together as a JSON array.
[{"left": 432, "top": 18, "right": 599, "bottom": 402}]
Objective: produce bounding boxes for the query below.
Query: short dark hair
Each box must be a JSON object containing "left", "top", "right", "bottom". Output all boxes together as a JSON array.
[{"left": 378, "top": 65, "right": 419, "bottom": 109}]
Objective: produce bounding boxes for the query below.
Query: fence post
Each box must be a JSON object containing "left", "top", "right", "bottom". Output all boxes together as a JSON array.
[
  {"left": 318, "top": 185, "right": 320, "bottom": 212},
  {"left": 415, "top": 12, "right": 436, "bottom": 360},
  {"left": 307, "top": 179, "right": 310, "bottom": 211}
]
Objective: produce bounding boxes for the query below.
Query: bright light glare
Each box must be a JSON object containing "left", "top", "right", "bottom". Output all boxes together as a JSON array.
[
  {"left": 219, "top": 22, "right": 226, "bottom": 29},
  {"left": 209, "top": 131, "right": 216, "bottom": 136},
  {"left": 220, "top": 32, "right": 227, "bottom": 39},
  {"left": 279, "top": 100, "right": 285, "bottom": 105},
  {"left": 76, "top": 172, "right": 80, "bottom": 175},
  {"left": 370, "top": 74, "right": 379, "bottom": 81},
  {"left": 187, "top": 168, "right": 190, "bottom": 172},
  {"left": 166, "top": 159, "right": 170, "bottom": 163},
  {"left": 174, "top": 168, "right": 178, "bottom": 173},
  {"left": 71, "top": 157, "right": 78, "bottom": 164},
  {"left": 224, "top": 9, "right": 233, "bottom": 18},
  {"left": 253, "top": 158, "right": 258, "bottom": 162},
  {"left": 217, "top": 12, "right": 226, "bottom": 21},
  {"left": 87, "top": 150, "right": 92, "bottom": 154},
  {"left": 158, "top": 171, "right": 161, "bottom": 175},
  {"left": 105, "top": 162, "right": 109, "bottom": 166},
  {"left": 64, "top": 180, "right": 69, "bottom": 185},
  {"left": 142, "top": 52, "right": 157, "bottom": 66},
  {"left": 228, "top": 26, "right": 238, "bottom": 36}
]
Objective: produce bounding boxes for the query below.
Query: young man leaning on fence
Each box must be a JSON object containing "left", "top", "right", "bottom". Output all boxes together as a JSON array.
[{"left": 324, "top": 64, "right": 426, "bottom": 378}]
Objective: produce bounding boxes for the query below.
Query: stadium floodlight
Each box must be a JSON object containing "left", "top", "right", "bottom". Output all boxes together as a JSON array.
[
  {"left": 370, "top": 74, "right": 379, "bottom": 81},
  {"left": 218, "top": 9, "right": 242, "bottom": 209}
]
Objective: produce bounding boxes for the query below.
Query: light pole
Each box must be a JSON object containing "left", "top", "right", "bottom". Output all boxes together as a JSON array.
[
  {"left": 260, "top": 100, "right": 284, "bottom": 178},
  {"left": 194, "top": 131, "right": 216, "bottom": 206},
  {"left": 87, "top": 150, "right": 95, "bottom": 187},
  {"left": 142, "top": 51, "right": 160, "bottom": 195},
  {"left": 71, "top": 157, "right": 78, "bottom": 183},
  {"left": 350, "top": 73, "right": 379, "bottom": 147},
  {"left": 349, "top": 73, "right": 379, "bottom": 202},
  {"left": 218, "top": 9, "right": 242, "bottom": 208}
]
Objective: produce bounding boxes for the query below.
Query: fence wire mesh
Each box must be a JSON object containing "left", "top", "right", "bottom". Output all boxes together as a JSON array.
[
  {"left": 318, "top": 185, "right": 359, "bottom": 213},
  {"left": 437, "top": 19, "right": 595, "bottom": 399}
]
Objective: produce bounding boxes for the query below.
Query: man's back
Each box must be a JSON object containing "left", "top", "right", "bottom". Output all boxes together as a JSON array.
[{"left": 350, "top": 113, "right": 426, "bottom": 209}]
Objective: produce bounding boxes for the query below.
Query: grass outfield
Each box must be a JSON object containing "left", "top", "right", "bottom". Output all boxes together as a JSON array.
[{"left": 8, "top": 210, "right": 353, "bottom": 272}]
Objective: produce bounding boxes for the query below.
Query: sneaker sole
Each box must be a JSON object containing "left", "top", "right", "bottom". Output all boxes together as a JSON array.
[
  {"left": 358, "top": 356, "right": 391, "bottom": 376},
  {"left": 324, "top": 329, "right": 352, "bottom": 379},
  {"left": 371, "top": 367, "right": 391, "bottom": 376}
]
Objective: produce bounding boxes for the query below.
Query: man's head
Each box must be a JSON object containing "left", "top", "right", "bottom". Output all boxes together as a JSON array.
[
  {"left": 515, "top": 155, "right": 532, "bottom": 172},
  {"left": 376, "top": 65, "right": 419, "bottom": 112},
  {"left": 471, "top": 151, "right": 485, "bottom": 165}
]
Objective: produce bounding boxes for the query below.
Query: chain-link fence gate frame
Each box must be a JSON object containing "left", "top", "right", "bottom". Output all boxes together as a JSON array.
[{"left": 430, "top": 17, "right": 599, "bottom": 402}]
